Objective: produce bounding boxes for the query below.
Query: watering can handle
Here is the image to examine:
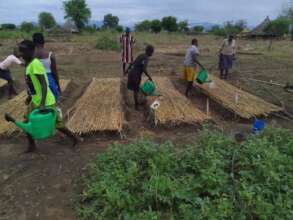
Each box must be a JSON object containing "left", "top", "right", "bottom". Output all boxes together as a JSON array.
[{"left": 4, "top": 113, "right": 16, "bottom": 123}]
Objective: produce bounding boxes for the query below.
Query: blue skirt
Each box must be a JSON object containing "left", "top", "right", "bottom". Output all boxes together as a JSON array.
[
  {"left": 219, "top": 54, "right": 233, "bottom": 70},
  {"left": 47, "top": 72, "right": 59, "bottom": 100}
]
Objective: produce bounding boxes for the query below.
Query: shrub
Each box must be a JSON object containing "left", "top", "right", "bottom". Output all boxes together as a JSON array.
[
  {"left": 77, "top": 128, "right": 293, "bottom": 219},
  {"left": 1, "top": 23, "right": 16, "bottom": 30},
  {"left": 20, "top": 22, "right": 34, "bottom": 33},
  {"left": 96, "top": 32, "right": 120, "bottom": 51}
]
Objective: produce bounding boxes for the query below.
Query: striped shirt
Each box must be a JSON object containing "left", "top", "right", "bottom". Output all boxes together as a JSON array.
[{"left": 120, "top": 34, "right": 135, "bottom": 63}]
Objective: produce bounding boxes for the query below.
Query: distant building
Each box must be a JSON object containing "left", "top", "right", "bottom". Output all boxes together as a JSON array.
[
  {"left": 247, "top": 16, "right": 275, "bottom": 39},
  {"left": 63, "top": 20, "right": 79, "bottom": 33}
]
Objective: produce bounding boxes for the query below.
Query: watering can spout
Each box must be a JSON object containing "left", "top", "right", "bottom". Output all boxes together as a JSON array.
[
  {"left": 4, "top": 113, "right": 33, "bottom": 135},
  {"left": 15, "top": 121, "right": 32, "bottom": 135}
]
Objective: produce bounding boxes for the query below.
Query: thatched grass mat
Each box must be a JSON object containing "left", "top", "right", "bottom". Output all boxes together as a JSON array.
[
  {"left": 194, "top": 74, "right": 283, "bottom": 119},
  {"left": 0, "top": 79, "right": 71, "bottom": 136},
  {"left": 149, "top": 77, "right": 210, "bottom": 126},
  {"left": 0, "top": 79, "right": 7, "bottom": 88},
  {"left": 66, "top": 78, "right": 124, "bottom": 134}
]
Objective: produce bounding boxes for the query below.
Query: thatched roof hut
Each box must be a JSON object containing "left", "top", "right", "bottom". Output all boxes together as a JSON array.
[
  {"left": 248, "top": 16, "right": 275, "bottom": 38},
  {"left": 63, "top": 20, "right": 79, "bottom": 33},
  {"left": 237, "top": 28, "right": 251, "bottom": 38}
]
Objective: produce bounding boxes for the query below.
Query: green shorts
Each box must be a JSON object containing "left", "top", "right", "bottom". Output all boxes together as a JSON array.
[{"left": 27, "top": 102, "right": 64, "bottom": 129}]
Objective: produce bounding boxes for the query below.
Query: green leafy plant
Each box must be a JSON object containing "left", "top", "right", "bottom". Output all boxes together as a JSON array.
[{"left": 77, "top": 128, "right": 293, "bottom": 220}]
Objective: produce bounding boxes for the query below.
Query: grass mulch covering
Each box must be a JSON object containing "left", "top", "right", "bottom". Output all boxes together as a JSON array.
[
  {"left": 194, "top": 74, "right": 283, "bottom": 119},
  {"left": 0, "top": 79, "right": 7, "bottom": 88},
  {"left": 149, "top": 77, "right": 210, "bottom": 126},
  {"left": 0, "top": 79, "right": 71, "bottom": 136},
  {"left": 77, "top": 128, "right": 293, "bottom": 220},
  {"left": 66, "top": 78, "right": 124, "bottom": 134}
]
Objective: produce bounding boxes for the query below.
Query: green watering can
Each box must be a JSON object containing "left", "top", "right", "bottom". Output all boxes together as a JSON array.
[
  {"left": 140, "top": 80, "right": 159, "bottom": 96},
  {"left": 196, "top": 70, "right": 209, "bottom": 84},
  {"left": 4, "top": 108, "right": 57, "bottom": 140}
]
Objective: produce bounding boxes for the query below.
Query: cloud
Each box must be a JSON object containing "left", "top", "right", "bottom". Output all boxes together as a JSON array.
[{"left": 0, "top": 0, "right": 287, "bottom": 25}]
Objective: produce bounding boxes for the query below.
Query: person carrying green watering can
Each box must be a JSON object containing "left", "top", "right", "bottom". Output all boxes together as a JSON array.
[
  {"left": 125, "top": 45, "right": 154, "bottom": 111},
  {"left": 18, "top": 40, "right": 80, "bottom": 153},
  {"left": 183, "top": 38, "right": 205, "bottom": 97}
]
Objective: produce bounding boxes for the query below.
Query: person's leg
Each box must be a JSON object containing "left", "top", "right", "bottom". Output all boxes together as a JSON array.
[
  {"left": 134, "top": 91, "right": 139, "bottom": 110},
  {"left": 7, "top": 79, "right": 17, "bottom": 98},
  {"left": 220, "top": 69, "right": 224, "bottom": 79},
  {"left": 0, "top": 69, "right": 17, "bottom": 98},
  {"left": 123, "top": 63, "right": 126, "bottom": 75},
  {"left": 185, "top": 81, "right": 193, "bottom": 97},
  {"left": 185, "top": 67, "right": 195, "bottom": 97},
  {"left": 25, "top": 134, "right": 37, "bottom": 153},
  {"left": 224, "top": 69, "right": 229, "bottom": 79},
  {"left": 58, "top": 127, "right": 80, "bottom": 147}
]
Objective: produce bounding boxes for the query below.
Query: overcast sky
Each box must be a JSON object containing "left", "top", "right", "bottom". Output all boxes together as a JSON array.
[{"left": 0, "top": 0, "right": 289, "bottom": 26}]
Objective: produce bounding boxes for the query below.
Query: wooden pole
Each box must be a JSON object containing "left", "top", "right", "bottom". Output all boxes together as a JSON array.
[{"left": 206, "top": 98, "right": 210, "bottom": 117}]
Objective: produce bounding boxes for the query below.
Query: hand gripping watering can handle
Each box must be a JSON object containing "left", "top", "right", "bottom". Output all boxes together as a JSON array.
[{"left": 4, "top": 113, "right": 16, "bottom": 123}]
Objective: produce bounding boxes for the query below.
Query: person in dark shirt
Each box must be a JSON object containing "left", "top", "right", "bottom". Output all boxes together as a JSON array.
[{"left": 125, "top": 45, "right": 154, "bottom": 110}]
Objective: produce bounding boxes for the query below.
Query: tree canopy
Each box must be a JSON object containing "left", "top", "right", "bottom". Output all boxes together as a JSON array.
[
  {"left": 192, "top": 26, "right": 204, "bottom": 33},
  {"left": 135, "top": 20, "right": 151, "bottom": 32},
  {"left": 265, "top": 18, "right": 291, "bottom": 36},
  {"left": 161, "top": 16, "right": 178, "bottom": 32},
  {"left": 178, "top": 20, "right": 189, "bottom": 32},
  {"left": 38, "top": 12, "right": 56, "bottom": 30},
  {"left": 63, "top": 0, "right": 91, "bottom": 29},
  {"left": 20, "top": 22, "right": 34, "bottom": 33},
  {"left": 150, "top": 19, "right": 162, "bottom": 33},
  {"left": 102, "top": 14, "right": 119, "bottom": 29}
]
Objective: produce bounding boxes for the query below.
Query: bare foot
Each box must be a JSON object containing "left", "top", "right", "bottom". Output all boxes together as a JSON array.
[{"left": 24, "top": 145, "right": 37, "bottom": 154}]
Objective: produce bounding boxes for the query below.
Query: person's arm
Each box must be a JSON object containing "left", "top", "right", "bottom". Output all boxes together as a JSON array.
[
  {"left": 232, "top": 40, "right": 237, "bottom": 55},
  {"left": 143, "top": 59, "right": 152, "bottom": 81},
  {"left": 219, "top": 40, "right": 225, "bottom": 54},
  {"left": 192, "top": 52, "right": 205, "bottom": 70},
  {"left": 125, "top": 62, "right": 134, "bottom": 75},
  {"left": 12, "top": 55, "right": 23, "bottom": 66},
  {"left": 50, "top": 53, "right": 61, "bottom": 93},
  {"left": 36, "top": 75, "right": 48, "bottom": 111}
]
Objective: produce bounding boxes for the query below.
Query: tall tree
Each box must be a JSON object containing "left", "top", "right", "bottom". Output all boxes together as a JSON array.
[
  {"left": 135, "top": 20, "right": 151, "bottom": 32},
  {"left": 39, "top": 12, "right": 56, "bottom": 30},
  {"left": 178, "top": 20, "right": 189, "bottom": 32},
  {"left": 281, "top": 0, "right": 293, "bottom": 19},
  {"left": 193, "top": 26, "right": 204, "bottom": 33},
  {"left": 265, "top": 18, "right": 291, "bottom": 36},
  {"left": 20, "top": 22, "right": 34, "bottom": 33},
  {"left": 102, "top": 14, "right": 119, "bottom": 29},
  {"left": 150, "top": 19, "right": 162, "bottom": 33},
  {"left": 63, "top": 0, "right": 91, "bottom": 29},
  {"left": 161, "top": 16, "right": 178, "bottom": 32}
]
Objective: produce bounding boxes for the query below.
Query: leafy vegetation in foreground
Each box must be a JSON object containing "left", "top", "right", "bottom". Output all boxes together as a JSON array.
[{"left": 78, "top": 128, "right": 293, "bottom": 220}]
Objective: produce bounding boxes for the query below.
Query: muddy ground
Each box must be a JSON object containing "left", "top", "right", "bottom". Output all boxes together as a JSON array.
[{"left": 0, "top": 35, "right": 292, "bottom": 219}]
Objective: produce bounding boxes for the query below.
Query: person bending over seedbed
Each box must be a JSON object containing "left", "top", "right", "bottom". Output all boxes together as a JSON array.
[
  {"left": 0, "top": 48, "right": 23, "bottom": 99},
  {"left": 125, "top": 45, "right": 154, "bottom": 111},
  {"left": 183, "top": 38, "right": 205, "bottom": 97},
  {"left": 18, "top": 40, "right": 80, "bottom": 153}
]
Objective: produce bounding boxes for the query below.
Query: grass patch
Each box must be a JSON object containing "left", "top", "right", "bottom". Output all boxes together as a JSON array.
[{"left": 77, "top": 128, "right": 293, "bottom": 220}]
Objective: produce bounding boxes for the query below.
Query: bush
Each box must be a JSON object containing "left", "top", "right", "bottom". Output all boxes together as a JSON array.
[
  {"left": 265, "top": 18, "right": 292, "bottom": 36},
  {"left": 20, "top": 22, "right": 34, "bottom": 33},
  {"left": 209, "top": 25, "right": 226, "bottom": 36},
  {"left": 96, "top": 32, "right": 120, "bottom": 51},
  {"left": 1, "top": 23, "right": 16, "bottom": 30},
  {"left": 77, "top": 128, "right": 293, "bottom": 220}
]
